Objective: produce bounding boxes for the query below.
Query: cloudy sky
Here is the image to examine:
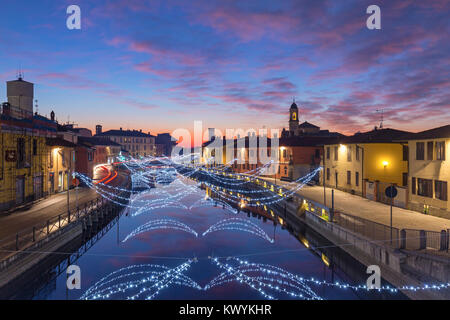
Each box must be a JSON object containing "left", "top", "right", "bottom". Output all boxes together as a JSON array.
[{"left": 0, "top": 0, "right": 448, "bottom": 136}]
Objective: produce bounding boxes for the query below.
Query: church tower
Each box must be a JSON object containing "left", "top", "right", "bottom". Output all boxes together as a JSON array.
[{"left": 289, "top": 99, "right": 299, "bottom": 134}]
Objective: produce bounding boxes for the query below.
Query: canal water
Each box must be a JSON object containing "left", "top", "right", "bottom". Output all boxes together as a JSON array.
[{"left": 23, "top": 173, "right": 405, "bottom": 300}]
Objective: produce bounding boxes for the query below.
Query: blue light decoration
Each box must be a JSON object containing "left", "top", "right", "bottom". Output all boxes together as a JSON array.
[
  {"left": 80, "top": 260, "right": 200, "bottom": 300},
  {"left": 122, "top": 219, "right": 198, "bottom": 242},
  {"left": 207, "top": 257, "right": 322, "bottom": 300},
  {"left": 202, "top": 218, "right": 274, "bottom": 243}
]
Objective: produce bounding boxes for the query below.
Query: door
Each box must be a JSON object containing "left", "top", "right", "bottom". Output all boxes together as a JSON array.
[
  {"left": 33, "top": 176, "right": 43, "bottom": 200},
  {"left": 335, "top": 172, "right": 338, "bottom": 189},
  {"left": 49, "top": 172, "right": 55, "bottom": 194},
  {"left": 58, "top": 171, "right": 63, "bottom": 192},
  {"left": 16, "top": 176, "right": 25, "bottom": 205}
]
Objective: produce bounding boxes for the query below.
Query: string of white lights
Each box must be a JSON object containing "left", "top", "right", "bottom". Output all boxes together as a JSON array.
[{"left": 122, "top": 219, "right": 199, "bottom": 242}]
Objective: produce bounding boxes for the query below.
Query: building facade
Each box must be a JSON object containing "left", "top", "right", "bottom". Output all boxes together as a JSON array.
[
  {"left": 323, "top": 129, "right": 410, "bottom": 208},
  {"left": 0, "top": 110, "right": 49, "bottom": 211},
  {"left": 407, "top": 125, "right": 449, "bottom": 218},
  {"left": 46, "top": 137, "right": 76, "bottom": 194},
  {"left": 95, "top": 126, "right": 156, "bottom": 158}
]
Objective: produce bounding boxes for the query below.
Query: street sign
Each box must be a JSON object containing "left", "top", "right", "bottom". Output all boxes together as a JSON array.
[{"left": 385, "top": 185, "right": 397, "bottom": 198}]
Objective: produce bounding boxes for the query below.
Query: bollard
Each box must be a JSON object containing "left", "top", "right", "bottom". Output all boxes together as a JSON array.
[
  {"left": 58, "top": 215, "right": 61, "bottom": 228},
  {"left": 440, "top": 230, "right": 448, "bottom": 251},
  {"left": 47, "top": 220, "right": 50, "bottom": 234},
  {"left": 419, "top": 230, "right": 426, "bottom": 250},
  {"left": 32, "top": 227, "right": 36, "bottom": 242},
  {"left": 400, "top": 229, "right": 406, "bottom": 249}
]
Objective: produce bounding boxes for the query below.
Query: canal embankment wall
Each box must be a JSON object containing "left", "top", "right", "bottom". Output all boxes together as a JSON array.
[
  {"left": 194, "top": 170, "right": 450, "bottom": 299},
  {"left": 0, "top": 174, "right": 131, "bottom": 293}
]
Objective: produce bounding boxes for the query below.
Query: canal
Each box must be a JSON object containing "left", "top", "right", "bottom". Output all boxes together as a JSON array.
[{"left": 4, "top": 169, "right": 407, "bottom": 300}]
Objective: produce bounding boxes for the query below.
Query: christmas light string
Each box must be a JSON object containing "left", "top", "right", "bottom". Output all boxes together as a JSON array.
[
  {"left": 80, "top": 260, "right": 200, "bottom": 300},
  {"left": 202, "top": 218, "right": 274, "bottom": 243},
  {"left": 122, "top": 219, "right": 199, "bottom": 242}
]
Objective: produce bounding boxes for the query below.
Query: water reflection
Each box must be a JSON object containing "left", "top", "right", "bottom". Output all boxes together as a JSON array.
[{"left": 7, "top": 169, "right": 407, "bottom": 300}]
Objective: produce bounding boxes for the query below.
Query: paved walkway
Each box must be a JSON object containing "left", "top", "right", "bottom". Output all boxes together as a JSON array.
[
  {"left": 263, "top": 178, "right": 450, "bottom": 232},
  {"left": 0, "top": 165, "right": 128, "bottom": 240}
]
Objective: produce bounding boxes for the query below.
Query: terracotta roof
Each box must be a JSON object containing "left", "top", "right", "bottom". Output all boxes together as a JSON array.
[
  {"left": 336, "top": 128, "right": 411, "bottom": 144},
  {"left": 46, "top": 137, "right": 77, "bottom": 148},
  {"left": 405, "top": 125, "right": 450, "bottom": 140},
  {"left": 96, "top": 129, "right": 155, "bottom": 138},
  {"left": 78, "top": 136, "right": 121, "bottom": 147},
  {"left": 298, "top": 121, "right": 319, "bottom": 129}
]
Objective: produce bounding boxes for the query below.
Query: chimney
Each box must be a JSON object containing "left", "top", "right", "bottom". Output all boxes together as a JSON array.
[
  {"left": 96, "top": 124, "right": 102, "bottom": 135},
  {"left": 50, "top": 110, "right": 55, "bottom": 121},
  {"left": 140, "top": 129, "right": 142, "bottom": 132},
  {"left": 2, "top": 102, "right": 11, "bottom": 116},
  {"left": 120, "top": 127, "right": 122, "bottom": 131}
]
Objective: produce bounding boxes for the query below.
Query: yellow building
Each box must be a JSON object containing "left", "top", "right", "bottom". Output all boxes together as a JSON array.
[
  {"left": 323, "top": 129, "right": 410, "bottom": 207},
  {"left": 0, "top": 118, "right": 49, "bottom": 211},
  {"left": 407, "top": 125, "right": 449, "bottom": 218},
  {"left": 46, "top": 137, "right": 76, "bottom": 194}
]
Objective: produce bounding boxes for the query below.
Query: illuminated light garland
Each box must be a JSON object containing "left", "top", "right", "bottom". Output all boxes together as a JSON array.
[
  {"left": 207, "top": 257, "right": 321, "bottom": 300},
  {"left": 188, "top": 197, "right": 239, "bottom": 214},
  {"left": 220, "top": 257, "right": 450, "bottom": 294},
  {"left": 199, "top": 168, "right": 322, "bottom": 207},
  {"left": 202, "top": 218, "right": 274, "bottom": 243},
  {"left": 81, "top": 260, "right": 199, "bottom": 300},
  {"left": 122, "top": 219, "right": 198, "bottom": 242}
]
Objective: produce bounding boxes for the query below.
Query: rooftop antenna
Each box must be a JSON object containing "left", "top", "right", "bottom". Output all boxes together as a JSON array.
[
  {"left": 35, "top": 99, "right": 38, "bottom": 115},
  {"left": 17, "top": 65, "right": 24, "bottom": 80},
  {"left": 376, "top": 109, "right": 384, "bottom": 129}
]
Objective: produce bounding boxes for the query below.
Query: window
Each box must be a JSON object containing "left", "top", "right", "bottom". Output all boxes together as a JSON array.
[
  {"left": 283, "top": 149, "right": 287, "bottom": 158},
  {"left": 88, "top": 151, "right": 93, "bottom": 161},
  {"left": 356, "top": 146, "right": 360, "bottom": 161},
  {"left": 402, "top": 173, "right": 408, "bottom": 187},
  {"left": 436, "top": 141, "right": 445, "bottom": 160},
  {"left": 427, "top": 141, "right": 433, "bottom": 160},
  {"left": 17, "top": 138, "right": 26, "bottom": 168},
  {"left": 417, "top": 178, "right": 433, "bottom": 198},
  {"left": 326, "top": 147, "right": 330, "bottom": 160},
  {"left": 355, "top": 172, "right": 359, "bottom": 186},
  {"left": 416, "top": 142, "right": 424, "bottom": 160},
  {"left": 347, "top": 146, "right": 352, "bottom": 162},
  {"left": 33, "top": 139, "right": 37, "bottom": 156},
  {"left": 412, "top": 177, "right": 416, "bottom": 194},
  {"left": 326, "top": 168, "right": 330, "bottom": 180},
  {"left": 62, "top": 151, "right": 66, "bottom": 167},
  {"left": 347, "top": 171, "right": 351, "bottom": 185},
  {"left": 334, "top": 146, "right": 338, "bottom": 161},
  {"left": 315, "top": 149, "right": 320, "bottom": 158},
  {"left": 402, "top": 145, "right": 408, "bottom": 161},
  {"left": 49, "top": 152, "right": 53, "bottom": 168},
  {"left": 284, "top": 166, "right": 287, "bottom": 175},
  {"left": 435, "top": 180, "right": 447, "bottom": 201}
]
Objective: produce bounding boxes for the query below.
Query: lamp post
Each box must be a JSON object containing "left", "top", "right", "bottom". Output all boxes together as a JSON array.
[{"left": 322, "top": 146, "right": 326, "bottom": 207}]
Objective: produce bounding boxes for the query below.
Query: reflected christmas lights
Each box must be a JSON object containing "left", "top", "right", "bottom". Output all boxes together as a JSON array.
[{"left": 122, "top": 219, "right": 199, "bottom": 242}]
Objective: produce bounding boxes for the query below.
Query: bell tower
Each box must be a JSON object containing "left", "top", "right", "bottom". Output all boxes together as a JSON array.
[{"left": 289, "top": 99, "right": 299, "bottom": 134}]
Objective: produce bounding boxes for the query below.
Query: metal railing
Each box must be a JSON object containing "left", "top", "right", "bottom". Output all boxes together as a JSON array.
[
  {"left": 0, "top": 197, "right": 104, "bottom": 263},
  {"left": 333, "top": 211, "right": 401, "bottom": 248}
]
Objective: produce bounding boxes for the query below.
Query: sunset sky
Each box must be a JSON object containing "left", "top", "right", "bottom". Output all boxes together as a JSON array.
[{"left": 0, "top": 0, "right": 448, "bottom": 137}]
